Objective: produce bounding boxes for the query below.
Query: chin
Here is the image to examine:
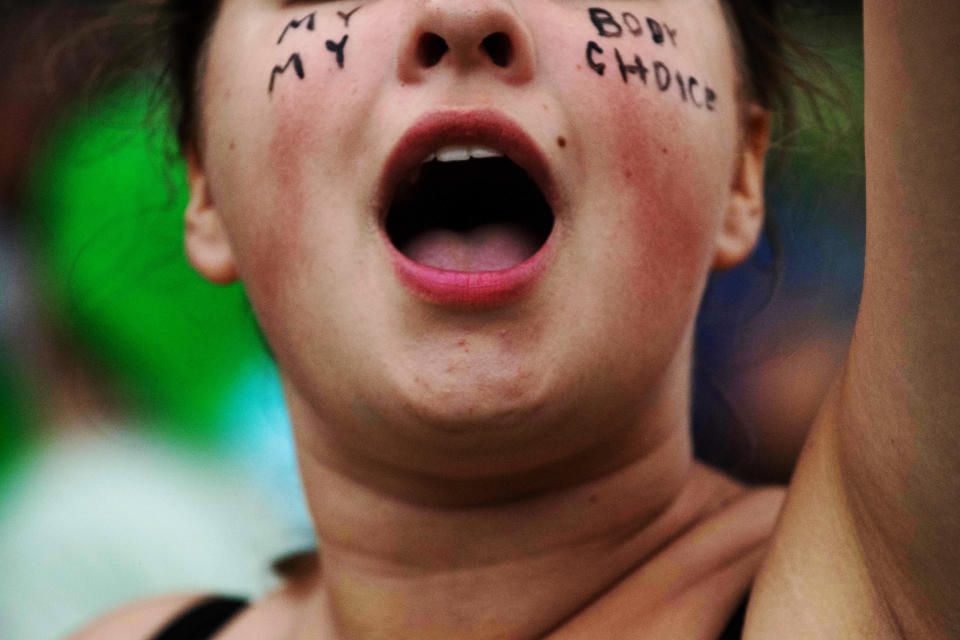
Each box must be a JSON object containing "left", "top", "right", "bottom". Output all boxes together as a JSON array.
[{"left": 385, "top": 345, "right": 552, "bottom": 436}]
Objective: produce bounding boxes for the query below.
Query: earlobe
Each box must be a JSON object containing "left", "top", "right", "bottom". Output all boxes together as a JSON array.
[
  {"left": 184, "top": 147, "right": 238, "bottom": 284},
  {"left": 713, "top": 105, "right": 771, "bottom": 271}
]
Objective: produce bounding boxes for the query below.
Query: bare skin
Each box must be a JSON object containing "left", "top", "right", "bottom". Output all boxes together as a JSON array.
[
  {"left": 71, "top": 0, "right": 959, "bottom": 638},
  {"left": 747, "top": 1, "right": 960, "bottom": 637}
]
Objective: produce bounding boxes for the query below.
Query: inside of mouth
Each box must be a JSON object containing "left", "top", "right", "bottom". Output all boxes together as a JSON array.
[{"left": 385, "top": 157, "right": 554, "bottom": 272}]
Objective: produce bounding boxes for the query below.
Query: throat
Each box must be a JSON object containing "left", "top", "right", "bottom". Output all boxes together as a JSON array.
[{"left": 290, "top": 433, "right": 755, "bottom": 640}]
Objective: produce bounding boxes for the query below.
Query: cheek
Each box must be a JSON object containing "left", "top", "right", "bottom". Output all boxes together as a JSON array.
[
  {"left": 232, "top": 109, "right": 313, "bottom": 313},
  {"left": 230, "top": 63, "right": 364, "bottom": 307},
  {"left": 566, "top": 77, "right": 733, "bottom": 353},
  {"left": 545, "top": 3, "right": 738, "bottom": 286},
  {"left": 204, "top": 7, "right": 396, "bottom": 356},
  {"left": 608, "top": 92, "right": 723, "bottom": 279},
  {"left": 269, "top": 101, "right": 308, "bottom": 233}
]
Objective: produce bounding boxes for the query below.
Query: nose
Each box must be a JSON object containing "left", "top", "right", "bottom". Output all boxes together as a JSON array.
[{"left": 397, "top": 0, "right": 536, "bottom": 85}]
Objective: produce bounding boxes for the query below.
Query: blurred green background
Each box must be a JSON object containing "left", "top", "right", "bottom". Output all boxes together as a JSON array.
[{"left": 26, "top": 83, "right": 269, "bottom": 445}]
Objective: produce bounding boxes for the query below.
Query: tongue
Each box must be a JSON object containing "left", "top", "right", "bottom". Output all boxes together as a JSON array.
[{"left": 403, "top": 222, "right": 541, "bottom": 272}]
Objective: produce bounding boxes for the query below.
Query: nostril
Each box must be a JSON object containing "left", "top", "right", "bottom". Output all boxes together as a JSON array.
[
  {"left": 480, "top": 32, "right": 513, "bottom": 67},
  {"left": 417, "top": 33, "right": 449, "bottom": 68}
]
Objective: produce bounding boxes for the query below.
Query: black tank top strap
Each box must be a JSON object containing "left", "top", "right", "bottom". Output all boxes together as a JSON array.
[
  {"left": 148, "top": 596, "right": 249, "bottom": 640},
  {"left": 145, "top": 591, "right": 746, "bottom": 639}
]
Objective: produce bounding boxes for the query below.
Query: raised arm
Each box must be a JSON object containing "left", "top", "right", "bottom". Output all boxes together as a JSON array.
[{"left": 747, "top": 2, "right": 960, "bottom": 637}]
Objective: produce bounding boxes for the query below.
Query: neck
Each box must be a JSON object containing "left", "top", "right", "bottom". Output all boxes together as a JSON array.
[
  {"left": 287, "top": 421, "right": 746, "bottom": 640},
  {"left": 277, "top": 327, "right": 754, "bottom": 640}
]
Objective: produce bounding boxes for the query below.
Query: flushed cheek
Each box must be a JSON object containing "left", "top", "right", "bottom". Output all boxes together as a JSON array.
[
  {"left": 604, "top": 91, "right": 719, "bottom": 268},
  {"left": 268, "top": 101, "right": 308, "bottom": 229},
  {"left": 225, "top": 106, "right": 315, "bottom": 313},
  {"left": 216, "top": 107, "right": 326, "bottom": 320},
  {"left": 554, "top": 22, "right": 731, "bottom": 283},
  {"left": 208, "top": 7, "right": 393, "bottom": 364},
  {"left": 617, "top": 172, "right": 719, "bottom": 326},
  {"left": 263, "top": 40, "right": 366, "bottom": 196},
  {"left": 244, "top": 113, "right": 345, "bottom": 317},
  {"left": 243, "top": 60, "right": 374, "bottom": 307}
]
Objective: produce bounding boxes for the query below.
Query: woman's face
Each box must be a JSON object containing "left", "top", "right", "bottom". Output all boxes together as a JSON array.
[{"left": 188, "top": 0, "right": 765, "bottom": 482}]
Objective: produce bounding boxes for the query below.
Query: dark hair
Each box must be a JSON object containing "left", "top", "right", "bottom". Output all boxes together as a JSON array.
[
  {"left": 724, "top": 0, "right": 809, "bottom": 127},
  {"left": 162, "top": 0, "right": 221, "bottom": 146},
  {"left": 149, "top": 0, "right": 797, "bottom": 149}
]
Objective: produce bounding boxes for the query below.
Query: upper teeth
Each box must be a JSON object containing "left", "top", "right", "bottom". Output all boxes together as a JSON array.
[{"left": 424, "top": 145, "right": 505, "bottom": 163}]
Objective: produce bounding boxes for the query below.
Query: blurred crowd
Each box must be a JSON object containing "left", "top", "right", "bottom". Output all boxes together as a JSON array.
[{"left": 0, "top": 2, "right": 864, "bottom": 639}]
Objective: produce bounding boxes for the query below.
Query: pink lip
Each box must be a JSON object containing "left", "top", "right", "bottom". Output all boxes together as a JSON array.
[
  {"left": 377, "top": 109, "right": 558, "bottom": 308},
  {"left": 386, "top": 245, "right": 552, "bottom": 307}
]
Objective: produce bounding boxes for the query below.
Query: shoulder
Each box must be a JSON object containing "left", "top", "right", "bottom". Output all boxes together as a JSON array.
[{"left": 67, "top": 592, "right": 212, "bottom": 640}]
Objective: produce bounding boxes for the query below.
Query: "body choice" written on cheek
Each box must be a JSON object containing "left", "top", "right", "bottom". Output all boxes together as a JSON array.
[{"left": 584, "top": 8, "right": 717, "bottom": 112}]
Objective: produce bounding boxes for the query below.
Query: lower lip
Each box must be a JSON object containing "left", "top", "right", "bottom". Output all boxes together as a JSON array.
[{"left": 385, "top": 234, "right": 552, "bottom": 307}]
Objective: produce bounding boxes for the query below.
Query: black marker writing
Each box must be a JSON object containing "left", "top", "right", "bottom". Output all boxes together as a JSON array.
[
  {"left": 586, "top": 41, "right": 606, "bottom": 75},
  {"left": 687, "top": 75, "right": 701, "bottom": 106},
  {"left": 269, "top": 53, "right": 305, "bottom": 94},
  {"left": 588, "top": 9, "right": 678, "bottom": 48},
  {"left": 277, "top": 13, "right": 315, "bottom": 45},
  {"left": 584, "top": 44, "right": 718, "bottom": 112},
  {"left": 653, "top": 61, "right": 671, "bottom": 91},
  {"left": 646, "top": 18, "right": 664, "bottom": 44},
  {"left": 645, "top": 19, "right": 678, "bottom": 46},
  {"left": 622, "top": 12, "right": 643, "bottom": 36},
  {"left": 337, "top": 6, "right": 362, "bottom": 27},
  {"left": 614, "top": 49, "right": 649, "bottom": 85},
  {"left": 326, "top": 35, "right": 349, "bottom": 69},
  {"left": 676, "top": 72, "right": 702, "bottom": 104},
  {"left": 589, "top": 8, "right": 622, "bottom": 37},
  {"left": 665, "top": 24, "right": 678, "bottom": 46}
]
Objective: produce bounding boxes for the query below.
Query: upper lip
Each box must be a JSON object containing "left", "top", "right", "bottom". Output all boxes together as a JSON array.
[{"left": 375, "top": 109, "right": 559, "bottom": 226}]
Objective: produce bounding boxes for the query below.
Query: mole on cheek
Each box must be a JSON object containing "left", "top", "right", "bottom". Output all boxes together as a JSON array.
[{"left": 557, "top": 136, "right": 567, "bottom": 148}]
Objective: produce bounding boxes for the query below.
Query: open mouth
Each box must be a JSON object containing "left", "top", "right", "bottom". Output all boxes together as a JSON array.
[{"left": 384, "top": 144, "right": 555, "bottom": 273}]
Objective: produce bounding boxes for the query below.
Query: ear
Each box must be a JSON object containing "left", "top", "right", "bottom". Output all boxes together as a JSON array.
[
  {"left": 713, "top": 105, "right": 771, "bottom": 271},
  {"left": 184, "top": 146, "right": 238, "bottom": 284}
]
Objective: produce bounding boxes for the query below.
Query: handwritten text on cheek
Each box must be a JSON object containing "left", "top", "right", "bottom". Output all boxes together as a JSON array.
[
  {"left": 585, "top": 8, "right": 717, "bottom": 112},
  {"left": 269, "top": 7, "right": 362, "bottom": 96}
]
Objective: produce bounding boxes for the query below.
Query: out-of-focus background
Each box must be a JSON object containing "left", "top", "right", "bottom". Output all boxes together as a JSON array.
[{"left": 0, "top": 2, "right": 864, "bottom": 638}]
